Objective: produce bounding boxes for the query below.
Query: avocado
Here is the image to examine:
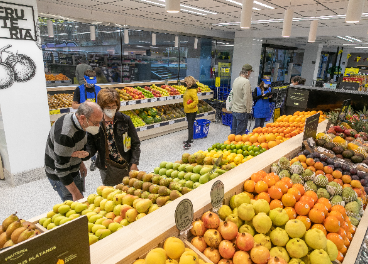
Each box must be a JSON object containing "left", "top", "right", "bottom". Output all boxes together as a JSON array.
[
  {"left": 332, "top": 146, "right": 344, "bottom": 154},
  {"left": 316, "top": 139, "right": 327, "bottom": 147},
  {"left": 362, "top": 160, "right": 368, "bottom": 165},
  {"left": 342, "top": 150, "right": 354, "bottom": 159},
  {"left": 324, "top": 142, "right": 335, "bottom": 150},
  {"left": 351, "top": 155, "right": 364, "bottom": 164}
]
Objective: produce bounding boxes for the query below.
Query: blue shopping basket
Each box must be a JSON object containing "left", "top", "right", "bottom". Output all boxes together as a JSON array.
[{"left": 193, "top": 119, "right": 211, "bottom": 139}]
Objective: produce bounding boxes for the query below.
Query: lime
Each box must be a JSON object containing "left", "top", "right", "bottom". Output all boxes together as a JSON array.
[
  {"left": 248, "top": 146, "right": 254, "bottom": 151},
  {"left": 242, "top": 145, "right": 248, "bottom": 151},
  {"left": 231, "top": 149, "right": 237, "bottom": 153},
  {"left": 230, "top": 145, "right": 236, "bottom": 150},
  {"left": 254, "top": 151, "right": 260, "bottom": 156},
  {"left": 236, "top": 145, "right": 242, "bottom": 150},
  {"left": 221, "top": 145, "right": 226, "bottom": 150},
  {"left": 237, "top": 149, "right": 243, "bottom": 154},
  {"left": 226, "top": 145, "right": 231, "bottom": 150},
  {"left": 249, "top": 150, "right": 255, "bottom": 156},
  {"left": 253, "top": 146, "right": 260, "bottom": 152},
  {"left": 243, "top": 151, "right": 249, "bottom": 156},
  {"left": 208, "top": 148, "right": 213, "bottom": 151}
]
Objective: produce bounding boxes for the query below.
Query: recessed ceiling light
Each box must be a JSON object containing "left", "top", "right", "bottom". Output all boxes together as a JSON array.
[{"left": 254, "top": 1, "right": 274, "bottom": 9}]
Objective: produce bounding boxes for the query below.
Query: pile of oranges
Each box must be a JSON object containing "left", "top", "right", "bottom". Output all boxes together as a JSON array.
[
  {"left": 224, "top": 111, "right": 327, "bottom": 149},
  {"left": 242, "top": 154, "right": 364, "bottom": 262}
]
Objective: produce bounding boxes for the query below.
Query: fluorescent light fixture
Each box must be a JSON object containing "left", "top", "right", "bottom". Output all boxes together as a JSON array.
[
  {"left": 254, "top": 0, "right": 274, "bottom": 9},
  {"left": 175, "top": 35, "right": 179, "bottom": 47},
  {"left": 47, "top": 20, "right": 54, "bottom": 37},
  {"left": 124, "top": 28, "right": 129, "bottom": 44},
  {"left": 166, "top": 0, "right": 180, "bottom": 13},
  {"left": 354, "top": 46, "right": 368, "bottom": 48},
  {"left": 282, "top": 8, "right": 293, "bottom": 37},
  {"left": 194, "top": 38, "right": 198, "bottom": 49},
  {"left": 345, "top": 36, "right": 362, "bottom": 42},
  {"left": 240, "top": 0, "right": 253, "bottom": 29},
  {"left": 225, "top": 0, "right": 242, "bottom": 6},
  {"left": 180, "top": 4, "right": 217, "bottom": 14},
  {"left": 308, "top": 20, "right": 318, "bottom": 42},
  {"left": 141, "top": 0, "right": 165, "bottom": 6},
  {"left": 345, "top": 0, "right": 364, "bottom": 23},
  {"left": 253, "top": 7, "right": 261, "bottom": 10},
  {"left": 152, "top": 33, "right": 156, "bottom": 46},
  {"left": 343, "top": 44, "right": 357, "bottom": 45},
  {"left": 90, "top": 25, "right": 96, "bottom": 41},
  {"left": 181, "top": 9, "right": 206, "bottom": 16},
  {"left": 337, "top": 36, "right": 354, "bottom": 42}
]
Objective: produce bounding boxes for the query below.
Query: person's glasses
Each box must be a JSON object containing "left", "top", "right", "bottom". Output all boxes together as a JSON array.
[{"left": 87, "top": 118, "right": 100, "bottom": 126}]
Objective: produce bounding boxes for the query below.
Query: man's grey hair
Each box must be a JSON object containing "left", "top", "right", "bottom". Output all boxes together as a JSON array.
[
  {"left": 76, "top": 102, "right": 101, "bottom": 118},
  {"left": 240, "top": 70, "right": 249, "bottom": 76}
]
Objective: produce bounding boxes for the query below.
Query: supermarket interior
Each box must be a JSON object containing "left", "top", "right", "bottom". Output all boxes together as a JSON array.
[{"left": 2, "top": 0, "right": 368, "bottom": 263}]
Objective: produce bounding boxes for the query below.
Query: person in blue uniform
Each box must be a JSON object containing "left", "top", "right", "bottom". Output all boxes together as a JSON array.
[
  {"left": 72, "top": 69, "right": 102, "bottom": 171},
  {"left": 253, "top": 78, "right": 273, "bottom": 129}
]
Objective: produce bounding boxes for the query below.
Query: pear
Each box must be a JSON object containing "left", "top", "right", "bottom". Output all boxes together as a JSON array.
[
  {"left": 89, "top": 234, "right": 99, "bottom": 245},
  {"left": 156, "top": 196, "right": 170, "bottom": 207},
  {"left": 17, "top": 229, "right": 35, "bottom": 243},
  {"left": 6, "top": 220, "right": 22, "bottom": 238},
  {"left": 238, "top": 203, "right": 255, "bottom": 221},
  {"left": 135, "top": 199, "right": 152, "bottom": 214},
  {"left": 218, "top": 205, "right": 232, "bottom": 220},
  {"left": 252, "top": 213, "right": 272, "bottom": 234},
  {"left": 46, "top": 211, "right": 56, "bottom": 218},
  {"left": 58, "top": 205, "right": 70, "bottom": 215},
  {"left": 105, "top": 200, "right": 115, "bottom": 213},
  {"left": 88, "top": 204, "right": 96, "bottom": 211},
  {"left": 122, "top": 176, "right": 130, "bottom": 185},
  {"left": 102, "top": 187, "right": 115, "bottom": 198},
  {"left": 133, "top": 180, "right": 144, "bottom": 190},
  {"left": 11, "top": 227, "right": 26, "bottom": 243},
  {"left": 52, "top": 213, "right": 61, "bottom": 222},
  {"left": 113, "top": 205, "right": 123, "bottom": 216},
  {"left": 2, "top": 213, "right": 19, "bottom": 232},
  {"left": 75, "top": 203, "right": 88, "bottom": 213},
  {"left": 107, "top": 190, "right": 121, "bottom": 201},
  {"left": 126, "top": 209, "right": 138, "bottom": 222},
  {"left": 0, "top": 232, "right": 9, "bottom": 248},
  {"left": 120, "top": 205, "right": 133, "bottom": 219},
  {"left": 82, "top": 209, "right": 92, "bottom": 215},
  {"left": 47, "top": 223, "right": 56, "bottom": 230},
  {"left": 129, "top": 170, "right": 139, "bottom": 178},
  {"left": 129, "top": 178, "right": 138, "bottom": 187},
  {"left": 54, "top": 216, "right": 67, "bottom": 226},
  {"left": 136, "top": 213, "right": 146, "bottom": 220},
  {"left": 137, "top": 171, "right": 146, "bottom": 180},
  {"left": 169, "top": 190, "right": 182, "bottom": 201},
  {"left": 69, "top": 214, "right": 80, "bottom": 220},
  {"left": 269, "top": 208, "right": 289, "bottom": 226},
  {"left": 149, "top": 184, "right": 159, "bottom": 194},
  {"left": 181, "top": 187, "right": 191, "bottom": 194},
  {"left": 42, "top": 218, "right": 52, "bottom": 228},
  {"left": 96, "top": 185, "right": 107, "bottom": 195},
  {"left": 254, "top": 234, "right": 272, "bottom": 250},
  {"left": 53, "top": 204, "right": 63, "bottom": 213},
  {"left": 100, "top": 199, "right": 108, "bottom": 210},
  {"left": 286, "top": 238, "right": 309, "bottom": 259},
  {"left": 88, "top": 223, "right": 94, "bottom": 232},
  {"left": 122, "top": 194, "right": 136, "bottom": 206},
  {"left": 133, "top": 198, "right": 143, "bottom": 208},
  {"left": 226, "top": 214, "right": 243, "bottom": 229},
  {"left": 89, "top": 215, "right": 103, "bottom": 223},
  {"left": 141, "top": 191, "right": 150, "bottom": 199},
  {"left": 38, "top": 218, "right": 48, "bottom": 226},
  {"left": 66, "top": 210, "right": 77, "bottom": 217},
  {"left": 142, "top": 182, "right": 152, "bottom": 192},
  {"left": 148, "top": 204, "right": 159, "bottom": 214},
  {"left": 95, "top": 229, "right": 112, "bottom": 239},
  {"left": 148, "top": 194, "right": 159, "bottom": 203},
  {"left": 134, "top": 189, "right": 143, "bottom": 197},
  {"left": 114, "top": 193, "right": 126, "bottom": 205},
  {"left": 63, "top": 200, "right": 73, "bottom": 206},
  {"left": 87, "top": 194, "right": 97, "bottom": 204},
  {"left": 71, "top": 202, "right": 78, "bottom": 210},
  {"left": 94, "top": 196, "right": 104, "bottom": 207},
  {"left": 60, "top": 218, "right": 71, "bottom": 225},
  {"left": 95, "top": 218, "right": 104, "bottom": 225},
  {"left": 325, "top": 239, "right": 338, "bottom": 261},
  {"left": 3, "top": 240, "right": 14, "bottom": 248},
  {"left": 92, "top": 224, "right": 106, "bottom": 234},
  {"left": 108, "top": 222, "right": 122, "bottom": 232},
  {"left": 270, "top": 246, "right": 290, "bottom": 263},
  {"left": 120, "top": 219, "right": 129, "bottom": 226},
  {"left": 270, "top": 227, "right": 290, "bottom": 247},
  {"left": 158, "top": 186, "right": 170, "bottom": 196}
]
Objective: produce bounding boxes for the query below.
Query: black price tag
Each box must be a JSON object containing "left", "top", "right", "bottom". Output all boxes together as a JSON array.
[
  {"left": 211, "top": 180, "right": 224, "bottom": 209},
  {"left": 175, "top": 199, "right": 194, "bottom": 232},
  {"left": 285, "top": 88, "right": 309, "bottom": 109},
  {"left": 336, "top": 99, "right": 351, "bottom": 125},
  {"left": 303, "top": 113, "right": 320, "bottom": 140}
]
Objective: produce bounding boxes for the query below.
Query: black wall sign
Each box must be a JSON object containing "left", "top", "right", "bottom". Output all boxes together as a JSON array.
[
  {"left": 0, "top": 1, "right": 37, "bottom": 40},
  {"left": 286, "top": 87, "right": 309, "bottom": 109},
  {"left": 303, "top": 113, "right": 320, "bottom": 140},
  {"left": 0, "top": 216, "right": 90, "bottom": 264},
  {"left": 338, "top": 82, "right": 360, "bottom": 91}
]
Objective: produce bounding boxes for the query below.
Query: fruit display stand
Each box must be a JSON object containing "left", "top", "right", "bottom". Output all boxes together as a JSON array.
[{"left": 25, "top": 121, "right": 329, "bottom": 263}]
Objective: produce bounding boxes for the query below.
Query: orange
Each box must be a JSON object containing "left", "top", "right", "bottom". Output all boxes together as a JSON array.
[
  {"left": 293, "top": 184, "right": 305, "bottom": 196},
  {"left": 275, "top": 181, "right": 288, "bottom": 194},
  {"left": 242, "top": 134, "right": 250, "bottom": 142},
  {"left": 255, "top": 181, "right": 268, "bottom": 193},
  {"left": 298, "top": 155, "right": 307, "bottom": 163},
  {"left": 257, "top": 135, "right": 266, "bottom": 143},
  {"left": 313, "top": 203, "right": 329, "bottom": 216},
  {"left": 228, "top": 134, "right": 235, "bottom": 142},
  {"left": 270, "top": 173, "right": 280, "bottom": 182},
  {"left": 306, "top": 158, "right": 315, "bottom": 166},
  {"left": 340, "top": 245, "right": 347, "bottom": 255},
  {"left": 338, "top": 228, "right": 347, "bottom": 240},
  {"left": 317, "top": 198, "right": 331, "bottom": 211},
  {"left": 344, "top": 237, "right": 350, "bottom": 247},
  {"left": 288, "top": 187, "right": 301, "bottom": 201},
  {"left": 270, "top": 199, "right": 284, "bottom": 210},
  {"left": 342, "top": 221, "right": 349, "bottom": 232},
  {"left": 336, "top": 251, "right": 344, "bottom": 262},
  {"left": 354, "top": 188, "right": 362, "bottom": 197},
  {"left": 328, "top": 211, "right": 344, "bottom": 226},
  {"left": 249, "top": 135, "right": 258, "bottom": 143},
  {"left": 315, "top": 170, "right": 325, "bottom": 176},
  {"left": 268, "top": 186, "right": 283, "bottom": 200},
  {"left": 268, "top": 141, "right": 277, "bottom": 149},
  {"left": 342, "top": 175, "right": 351, "bottom": 184},
  {"left": 343, "top": 184, "right": 351, "bottom": 189},
  {"left": 301, "top": 162, "right": 307, "bottom": 169},
  {"left": 257, "top": 192, "right": 271, "bottom": 203},
  {"left": 264, "top": 175, "right": 276, "bottom": 187},
  {"left": 290, "top": 157, "right": 299, "bottom": 165},
  {"left": 299, "top": 195, "right": 314, "bottom": 209},
  {"left": 244, "top": 192, "right": 254, "bottom": 200},
  {"left": 324, "top": 216, "right": 341, "bottom": 233},
  {"left": 281, "top": 177, "right": 293, "bottom": 188},
  {"left": 258, "top": 170, "right": 267, "bottom": 177},
  {"left": 296, "top": 216, "right": 311, "bottom": 230},
  {"left": 349, "top": 224, "right": 356, "bottom": 234},
  {"left": 333, "top": 179, "right": 343, "bottom": 187},
  {"left": 251, "top": 172, "right": 264, "bottom": 183},
  {"left": 311, "top": 224, "right": 327, "bottom": 236},
  {"left": 307, "top": 166, "right": 316, "bottom": 172},
  {"left": 324, "top": 166, "right": 333, "bottom": 174},
  {"left": 314, "top": 162, "right": 324, "bottom": 170},
  {"left": 332, "top": 170, "right": 342, "bottom": 179},
  {"left": 243, "top": 180, "right": 255, "bottom": 193},
  {"left": 346, "top": 231, "right": 352, "bottom": 241},
  {"left": 327, "top": 233, "right": 344, "bottom": 250},
  {"left": 304, "top": 191, "right": 318, "bottom": 204},
  {"left": 235, "top": 135, "right": 242, "bottom": 142},
  {"left": 260, "top": 142, "right": 269, "bottom": 150},
  {"left": 295, "top": 201, "right": 311, "bottom": 216},
  {"left": 309, "top": 208, "right": 326, "bottom": 224},
  {"left": 281, "top": 193, "right": 296, "bottom": 207},
  {"left": 331, "top": 205, "right": 347, "bottom": 217},
  {"left": 284, "top": 207, "right": 297, "bottom": 220}
]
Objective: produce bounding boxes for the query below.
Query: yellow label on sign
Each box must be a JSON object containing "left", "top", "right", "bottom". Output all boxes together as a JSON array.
[
  {"left": 347, "top": 54, "right": 351, "bottom": 59},
  {"left": 338, "top": 50, "right": 343, "bottom": 54},
  {"left": 274, "top": 108, "right": 280, "bottom": 121},
  {"left": 49, "top": 109, "right": 61, "bottom": 115},
  {"left": 357, "top": 57, "right": 362, "bottom": 62},
  {"left": 215, "top": 77, "right": 221, "bottom": 87},
  {"left": 225, "top": 68, "right": 230, "bottom": 73},
  {"left": 344, "top": 67, "right": 359, "bottom": 76}
]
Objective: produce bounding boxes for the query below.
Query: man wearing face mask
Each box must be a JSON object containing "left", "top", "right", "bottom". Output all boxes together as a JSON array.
[
  {"left": 86, "top": 88, "right": 141, "bottom": 186},
  {"left": 72, "top": 69, "right": 102, "bottom": 171},
  {"left": 252, "top": 78, "right": 273, "bottom": 129},
  {"left": 45, "top": 102, "right": 104, "bottom": 202}
]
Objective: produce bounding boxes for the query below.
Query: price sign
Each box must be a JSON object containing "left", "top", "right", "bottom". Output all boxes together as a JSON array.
[
  {"left": 215, "top": 77, "right": 221, "bottom": 87},
  {"left": 120, "top": 101, "right": 127, "bottom": 106},
  {"left": 206, "top": 92, "right": 212, "bottom": 95},
  {"left": 140, "top": 126, "right": 147, "bottom": 131},
  {"left": 167, "top": 96, "right": 173, "bottom": 100},
  {"left": 211, "top": 180, "right": 224, "bottom": 209},
  {"left": 151, "top": 98, "right": 157, "bottom": 102},
  {"left": 175, "top": 199, "right": 194, "bottom": 232},
  {"left": 141, "top": 99, "right": 148, "bottom": 104},
  {"left": 128, "top": 100, "right": 136, "bottom": 105},
  {"left": 154, "top": 124, "right": 160, "bottom": 128},
  {"left": 49, "top": 109, "right": 61, "bottom": 115},
  {"left": 204, "top": 112, "right": 208, "bottom": 116},
  {"left": 274, "top": 108, "right": 280, "bottom": 122},
  {"left": 303, "top": 113, "right": 320, "bottom": 140},
  {"left": 159, "top": 97, "right": 166, "bottom": 101},
  {"left": 169, "top": 120, "right": 175, "bottom": 125},
  {"left": 175, "top": 95, "right": 182, "bottom": 99}
]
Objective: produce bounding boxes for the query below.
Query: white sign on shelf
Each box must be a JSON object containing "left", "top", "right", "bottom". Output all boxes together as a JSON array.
[
  {"left": 169, "top": 120, "right": 175, "bottom": 125},
  {"left": 151, "top": 98, "right": 157, "bottom": 102},
  {"left": 120, "top": 101, "right": 127, "bottom": 106},
  {"left": 141, "top": 99, "right": 148, "bottom": 104},
  {"left": 204, "top": 112, "right": 208, "bottom": 116},
  {"left": 154, "top": 124, "right": 160, "bottom": 128},
  {"left": 140, "top": 126, "right": 147, "bottom": 131},
  {"left": 167, "top": 96, "right": 173, "bottom": 100},
  {"left": 128, "top": 100, "right": 136, "bottom": 105},
  {"left": 159, "top": 97, "right": 166, "bottom": 101},
  {"left": 175, "top": 95, "right": 182, "bottom": 99}
]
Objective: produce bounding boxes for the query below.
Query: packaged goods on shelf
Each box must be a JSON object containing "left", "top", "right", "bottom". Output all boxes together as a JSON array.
[
  {"left": 48, "top": 93, "right": 73, "bottom": 109},
  {"left": 45, "top": 73, "right": 70, "bottom": 81}
]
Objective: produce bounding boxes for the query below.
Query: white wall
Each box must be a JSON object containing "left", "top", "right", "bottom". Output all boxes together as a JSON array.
[
  {"left": 231, "top": 34, "right": 263, "bottom": 90},
  {"left": 0, "top": 0, "right": 50, "bottom": 175}
]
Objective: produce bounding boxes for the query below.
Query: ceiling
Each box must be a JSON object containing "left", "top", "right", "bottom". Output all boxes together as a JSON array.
[{"left": 37, "top": 0, "right": 368, "bottom": 47}]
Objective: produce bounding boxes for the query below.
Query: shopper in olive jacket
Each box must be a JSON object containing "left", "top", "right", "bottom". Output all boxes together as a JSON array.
[
  {"left": 183, "top": 76, "right": 199, "bottom": 150},
  {"left": 86, "top": 88, "right": 141, "bottom": 186}
]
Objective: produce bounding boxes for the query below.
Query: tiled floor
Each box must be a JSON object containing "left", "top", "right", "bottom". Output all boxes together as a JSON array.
[{"left": 0, "top": 121, "right": 251, "bottom": 221}]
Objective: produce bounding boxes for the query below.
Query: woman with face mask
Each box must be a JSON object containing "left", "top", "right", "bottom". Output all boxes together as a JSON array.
[
  {"left": 252, "top": 78, "right": 273, "bottom": 129},
  {"left": 86, "top": 88, "right": 141, "bottom": 186},
  {"left": 183, "top": 76, "right": 199, "bottom": 150}
]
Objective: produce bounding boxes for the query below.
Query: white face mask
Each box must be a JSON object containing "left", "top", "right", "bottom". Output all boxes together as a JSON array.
[
  {"left": 104, "top": 109, "right": 116, "bottom": 119},
  {"left": 264, "top": 84, "right": 269, "bottom": 88},
  {"left": 85, "top": 119, "right": 100, "bottom": 135}
]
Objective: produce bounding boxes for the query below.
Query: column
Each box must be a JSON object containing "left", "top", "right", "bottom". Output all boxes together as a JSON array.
[
  {"left": 301, "top": 43, "right": 324, "bottom": 86},
  {"left": 0, "top": 0, "right": 51, "bottom": 185},
  {"left": 231, "top": 35, "right": 263, "bottom": 89}
]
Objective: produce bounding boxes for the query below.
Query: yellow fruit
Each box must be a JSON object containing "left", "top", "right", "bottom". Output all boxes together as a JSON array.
[
  {"left": 166, "top": 259, "right": 179, "bottom": 264},
  {"left": 145, "top": 248, "right": 167, "bottom": 264},
  {"left": 179, "top": 253, "right": 199, "bottom": 264},
  {"left": 164, "top": 237, "right": 185, "bottom": 260},
  {"left": 133, "top": 260, "right": 145, "bottom": 264}
]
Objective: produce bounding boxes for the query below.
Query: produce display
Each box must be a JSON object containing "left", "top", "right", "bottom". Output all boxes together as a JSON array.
[
  {"left": 116, "top": 88, "right": 133, "bottom": 101},
  {"left": 172, "top": 84, "right": 186, "bottom": 94},
  {"left": 123, "top": 87, "right": 146, "bottom": 100},
  {"left": 196, "top": 82, "right": 212, "bottom": 92},
  {"left": 48, "top": 93, "right": 73, "bottom": 109},
  {"left": 161, "top": 85, "right": 181, "bottom": 96},
  {"left": 0, "top": 213, "right": 41, "bottom": 249},
  {"left": 133, "top": 236, "right": 211, "bottom": 264},
  {"left": 144, "top": 86, "right": 162, "bottom": 97},
  {"left": 122, "top": 110, "right": 146, "bottom": 127},
  {"left": 45, "top": 73, "right": 69, "bottom": 81},
  {"left": 151, "top": 84, "right": 170, "bottom": 96},
  {"left": 136, "top": 86, "right": 154, "bottom": 98}
]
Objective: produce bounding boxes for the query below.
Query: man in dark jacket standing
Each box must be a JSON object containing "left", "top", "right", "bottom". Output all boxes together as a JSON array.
[{"left": 45, "top": 102, "right": 103, "bottom": 201}]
